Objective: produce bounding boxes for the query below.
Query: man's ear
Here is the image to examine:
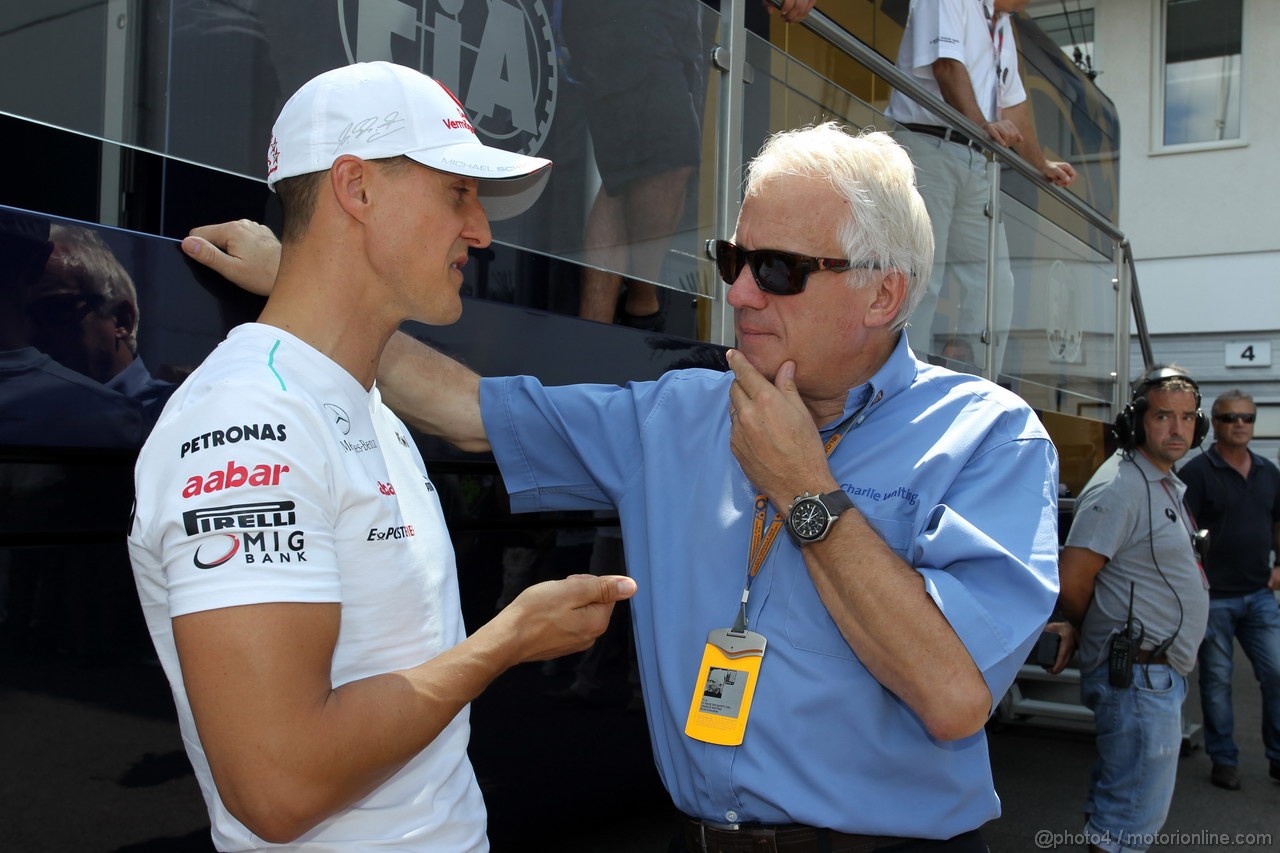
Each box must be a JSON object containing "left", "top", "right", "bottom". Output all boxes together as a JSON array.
[
  {"left": 329, "top": 155, "right": 372, "bottom": 223},
  {"left": 112, "top": 298, "right": 138, "bottom": 336},
  {"left": 864, "top": 269, "right": 909, "bottom": 329}
]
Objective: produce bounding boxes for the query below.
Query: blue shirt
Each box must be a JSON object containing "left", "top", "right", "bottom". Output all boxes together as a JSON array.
[{"left": 479, "top": 333, "right": 1059, "bottom": 837}]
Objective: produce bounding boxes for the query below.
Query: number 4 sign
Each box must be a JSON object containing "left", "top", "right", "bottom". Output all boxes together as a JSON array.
[{"left": 1225, "top": 341, "right": 1272, "bottom": 367}]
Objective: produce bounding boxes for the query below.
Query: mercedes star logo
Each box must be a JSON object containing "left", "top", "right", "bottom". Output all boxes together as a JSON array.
[{"left": 324, "top": 403, "right": 351, "bottom": 435}]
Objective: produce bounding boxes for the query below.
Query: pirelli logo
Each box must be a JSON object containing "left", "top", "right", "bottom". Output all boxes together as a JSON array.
[{"left": 183, "top": 500, "right": 297, "bottom": 536}]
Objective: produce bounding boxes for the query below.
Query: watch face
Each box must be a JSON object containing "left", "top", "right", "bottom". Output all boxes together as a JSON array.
[{"left": 789, "top": 498, "right": 830, "bottom": 541}]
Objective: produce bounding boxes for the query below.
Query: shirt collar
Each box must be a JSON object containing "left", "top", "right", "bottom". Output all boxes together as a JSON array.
[
  {"left": 831, "top": 331, "right": 914, "bottom": 427},
  {"left": 1129, "top": 448, "right": 1178, "bottom": 485},
  {"left": 1204, "top": 442, "right": 1262, "bottom": 469},
  {"left": 105, "top": 356, "right": 151, "bottom": 397}
]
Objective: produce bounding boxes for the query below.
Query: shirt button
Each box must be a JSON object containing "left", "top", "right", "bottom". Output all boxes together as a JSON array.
[{"left": 725, "top": 810, "right": 738, "bottom": 823}]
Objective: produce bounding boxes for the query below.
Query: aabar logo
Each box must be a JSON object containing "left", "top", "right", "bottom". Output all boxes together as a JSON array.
[
  {"left": 182, "top": 462, "right": 290, "bottom": 498},
  {"left": 194, "top": 534, "right": 241, "bottom": 569}
]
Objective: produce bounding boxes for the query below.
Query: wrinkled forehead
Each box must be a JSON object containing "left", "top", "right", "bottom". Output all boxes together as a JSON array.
[{"left": 736, "top": 175, "right": 846, "bottom": 247}]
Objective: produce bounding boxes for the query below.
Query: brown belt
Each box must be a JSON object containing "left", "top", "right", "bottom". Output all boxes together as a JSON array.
[
  {"left": 681, "top": 818, "right": 916, "bottom": 853},
  {"left": 1133, "top": 649, "right": 1169, "bottom": 665}
]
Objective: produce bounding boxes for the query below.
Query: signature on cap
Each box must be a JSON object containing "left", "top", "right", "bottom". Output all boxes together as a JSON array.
[{"left": 335, "top": 112, "right": 407, "bottom": 152}]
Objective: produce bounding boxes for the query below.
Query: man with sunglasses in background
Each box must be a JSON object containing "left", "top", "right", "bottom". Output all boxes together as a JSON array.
[
  {"left": 1179, "top": 390, "right": 1280, "bottom": 791},
  {"left": 0, "top": 212, "right": 144, "bottom": 448},
  {"left": 186, "top": 121, "right": 1058, "bottom": 850},
  {"left": 27, "top": 224, "right": 176, "bottom": 422}
]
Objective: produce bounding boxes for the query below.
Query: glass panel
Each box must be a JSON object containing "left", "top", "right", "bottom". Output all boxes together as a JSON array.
[
  {"left": 539, "top": 0, "right": 720, "bottom": 310},
  {"left": 1164, "top": 0, "right": 1243, "bottom": 145},
  {"left": 1031, "top": 7, "right": 1096, "bottom": 78},
  {"left": 740, "top": 27, "right": 994, "bottom": 367},
  {"left": 0, "top": 1, "right": 720, "bottom": 306},
  {"left": 749, "top": 14, "right": 1119, "bottom": 367},
  {"left": 996, "top": 190, "right": 1118, "bottom": 429}
]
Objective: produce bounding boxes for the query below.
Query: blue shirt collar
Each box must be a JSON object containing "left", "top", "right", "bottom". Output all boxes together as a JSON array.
[{"left": 830, "top": 331, "right": 916, "bottom": 428}]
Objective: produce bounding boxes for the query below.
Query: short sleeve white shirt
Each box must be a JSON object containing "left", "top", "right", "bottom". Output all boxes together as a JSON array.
[
  {"left": 886, "top": 0, "right": 1027, "bottom": 126},
  {"left": 128, "top": 324, "right": 487, "bottom": 852}
]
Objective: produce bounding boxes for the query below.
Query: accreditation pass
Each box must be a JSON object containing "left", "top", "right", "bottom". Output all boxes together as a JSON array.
[{"left": 683, "top": 628, "right": 767, "bottom": 746}]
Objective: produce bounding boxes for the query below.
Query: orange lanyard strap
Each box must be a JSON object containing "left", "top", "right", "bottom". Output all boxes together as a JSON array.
[
  {"left": 730, "top": 396, "right": 873, "bottom": 633},
  {"left": 745, "top": 425, "right": 850, "bottom": 578}
]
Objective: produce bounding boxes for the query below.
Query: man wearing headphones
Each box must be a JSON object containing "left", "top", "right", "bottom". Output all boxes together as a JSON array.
[{"left": 1048, "top": 367, "right": 1210, "bottom": 853}]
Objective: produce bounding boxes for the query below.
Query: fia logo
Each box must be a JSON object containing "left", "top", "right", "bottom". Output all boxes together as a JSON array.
[{"left": 337, "top": 0, "right": 558, "bottom": 157}]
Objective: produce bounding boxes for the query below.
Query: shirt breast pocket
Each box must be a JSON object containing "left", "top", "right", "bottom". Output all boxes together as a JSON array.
[{"left": 783, "top": 516, "right": 914, "bottom": 660}]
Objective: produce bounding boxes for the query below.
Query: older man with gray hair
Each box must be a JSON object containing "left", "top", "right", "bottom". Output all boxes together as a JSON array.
[{"left": 1180, "top": 388, "right": 1280, "bottom": 791}]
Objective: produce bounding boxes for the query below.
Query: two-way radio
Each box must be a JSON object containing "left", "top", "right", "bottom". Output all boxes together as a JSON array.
[{"left": 1108, "top": 582, "right": 1136, "bottom": 688}]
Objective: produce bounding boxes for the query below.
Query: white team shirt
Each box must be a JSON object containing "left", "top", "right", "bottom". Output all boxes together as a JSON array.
[
  {"left": 128, "top": 324, "right": 487, "bottom": 852},
  {"left": 886, "top": 0, "right": 1027, "bottom": 127}
]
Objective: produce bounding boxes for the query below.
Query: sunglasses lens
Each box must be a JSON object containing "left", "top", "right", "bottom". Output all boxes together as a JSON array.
[
  {"left": 714, "top": 240, "right": 745, "bottom": 286},
  {"left": 751, "top": 251, "right": 805, "bottom": 295},
  {"left": 1217, "top": 413, "right": 1256, "bottom": 424},
  {"left": 26, "top": 295, "right": 89, "bottom": 325},
  {"left": 714, "top": 242, "right": 810, "bottom": 295}
]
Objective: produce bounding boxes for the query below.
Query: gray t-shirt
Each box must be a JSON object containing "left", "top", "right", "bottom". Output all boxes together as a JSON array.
[{"left": 1066, "top": 451, "right": 1210, "bottom": 675}]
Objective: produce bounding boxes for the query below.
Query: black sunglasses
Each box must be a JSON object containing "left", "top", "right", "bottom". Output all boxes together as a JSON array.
[
  {"left": 25, "top": 292, "right": 105, "bottom": 326},
  {"left": 708, "top": 239, "right": 880, "bottom": 296},
  {"left": 1214, "top": 412, "right": 1256, "bottom": 424}
]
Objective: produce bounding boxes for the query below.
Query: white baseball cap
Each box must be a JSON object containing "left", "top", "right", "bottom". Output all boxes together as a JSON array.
[{"left": 266, "top": 61, "right": 551, "bottom": 221}]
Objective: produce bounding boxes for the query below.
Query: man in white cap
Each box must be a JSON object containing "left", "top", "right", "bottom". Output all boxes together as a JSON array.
[{"left": 127, "top": 61, "right": 636, "bottom": 852}]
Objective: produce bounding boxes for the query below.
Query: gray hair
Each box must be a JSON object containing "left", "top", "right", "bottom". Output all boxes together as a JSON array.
[
  {"left": 1213, "top": 388, "right": 1255, "bottom": 414},
  {"left": 743, "top": 122, "right": 934, "bottom": 331},
  {"left": 47, "top": 224, "right": 140, "bottom": 353}
]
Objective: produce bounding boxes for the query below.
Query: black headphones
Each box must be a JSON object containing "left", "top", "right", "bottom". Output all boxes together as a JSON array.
[{"left": 1112, "top": 366, "right": 1209, "bottom": 450}]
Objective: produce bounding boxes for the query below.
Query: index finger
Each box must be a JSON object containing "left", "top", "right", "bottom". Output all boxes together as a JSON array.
[
  {"left": 725, "top": 348, "right": 772, "bottom": 398},
  {"left": 188, "top": 220, "right": 252, "bottom": 248}
]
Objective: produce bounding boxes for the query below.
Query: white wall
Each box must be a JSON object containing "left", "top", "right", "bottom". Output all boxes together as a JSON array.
[{"left": 1093, "top": 0, "right": 1280, "bottom": 342}]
